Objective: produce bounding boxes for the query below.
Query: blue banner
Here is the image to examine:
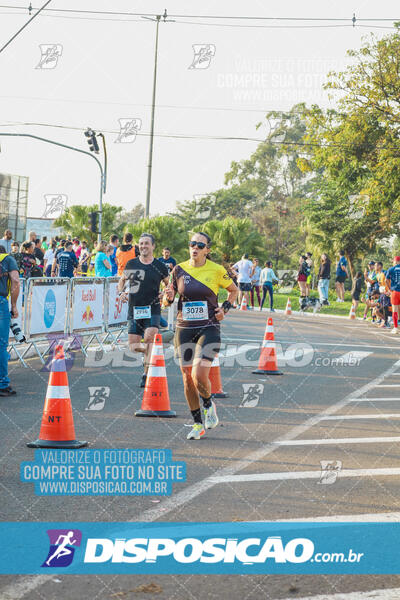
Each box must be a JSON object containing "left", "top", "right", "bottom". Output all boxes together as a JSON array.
[{"left": 0, "top": 522, "right": 397, "bottom": 574}]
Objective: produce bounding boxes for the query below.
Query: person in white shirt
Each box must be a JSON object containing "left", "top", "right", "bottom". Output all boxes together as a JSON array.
[
  {"left": 232, "top": 253, "right": 253, "bottom": 309},
  {"left": 250, "top": 258, "right": 262, "bottom": 308},
  {"left": 43, "top": 241, "right": 57, "bottom": 277},
  {"left": 260, "top": 261, "right": 279, "bottom": 311}
]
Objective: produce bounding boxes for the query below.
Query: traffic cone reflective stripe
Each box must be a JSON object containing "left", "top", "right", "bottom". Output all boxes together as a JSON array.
[
  {"left": 209, "top": 354, "right": 227, "bottom": 398},
  {"left": 349, "top": 305, "right": 356, "bottom": 320},
  {"left": 285, "top": 298, "right": 292, "bottom": 316},
  {"left": 135, "top": 334, "right": 176, "bottom": 418},
  {"left": 27, "top": 345, "right": 87, "bottom": 449},
  {"left": 252, "top": 317, "right": 283, "bottom": 376}
]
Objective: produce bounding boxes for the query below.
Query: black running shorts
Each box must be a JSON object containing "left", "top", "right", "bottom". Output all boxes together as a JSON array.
[{"left": 174, "top": 325, "right": 221, "bottom": 366}]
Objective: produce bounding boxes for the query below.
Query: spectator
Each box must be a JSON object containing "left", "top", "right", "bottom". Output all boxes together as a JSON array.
[
  {"left": 116, "top": 232, "right": 138, "bottom": 276},
  {"left": 297, "top": 255, "right": 309, "bottom": 298},
  {"left": 385, "top": 256, "right": 400, "bottom": 334},
  {"left": 317, "top": 253, "right": 331, "bottom": 305},
  {"left": 28, "top": 231, "right": 37, "bottom": 243},
  {"left": 0, "top": 230, "right": 13, "bottom": 253},
  {"left": 10, "top": 242, "right": 23, "bottom": 274},
  {"left": 305, "top": 251, "right": 313, "bottom": 295},
  {"left": 95, "top": 241, "right": 112, "bottom": 277},
  {"left": 363, "top": 261, "right": 378, "bottom": 319},
  {"left": 351, "top": 272, "right": 364, "bottom": 314},
  {"left": 335, "top": 250, "right": 348, "bottom": 302},
  {"left": 72, "top": 238, "right": 82, "bottom": 259},
  {"left": 41, "top": 236, "right": 48, "bottom": 251},
  {"left": 34, "top": 239, "right": 44, "bottom": 269},
  {"left": 158, "top": 247, "right": 176, "bottom": 274},
  {"left": 78, "top": 241, "right": 91, "bottom": 276},
  {"left": 56, "top": 241, "right": 78, "bottom": 278},
  {"left": 43, "top": 241, "right": 57, "bottom": 277},
  {"left": 250, "top": 258, "right": 261, "bottom": 309},
  {"left": 260, "top": 260, "right": 279, "bottom": 312},
  {"left": 0, "top": 244, "right": 20, "bottom": 395},
  {"left": 20, "top": 241, "right": 37, "bottom": 278},
  {"left": 109, "top": 234, "right": 119, "bottom": 276},
  {"left": 232, "top": 253, "right": 253, "bottom": 309},
  {"left": 376, "top": 287, "right": 392, "bottom": 328},
  {"left": 51, "top": 240, "right": 66, "bottom": 277}
]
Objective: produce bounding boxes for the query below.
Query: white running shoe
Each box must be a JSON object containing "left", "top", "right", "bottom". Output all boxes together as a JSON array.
[
  {"left": 204, "top": 401, "right": 219, "bottom": 429},
  {"left": 186, "top": 423, "right": 205, "bottom": 440},
  {"left": 391, "top": 328, "right": 399, "bottom": 335}
]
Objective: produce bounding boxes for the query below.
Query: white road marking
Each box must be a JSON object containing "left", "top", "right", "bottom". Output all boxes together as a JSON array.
[
  {"left": 274, "top": 437, "right": 400, "bottom": 446},
  {"left": 273, "top": 512, "right": 400, "bottom": 522},
  {"left": 376, "top": 384, "right": 400, "bottom": 388},
  {"left": 280, "top": 588, "right": 400, "bottom": 600},
  {"left": 211, "top": 467, "right": 400, "bottom": 484},
  {"left": 336, "top": 351, "right": 372, "bottom": 362},
  {"left": 320, "top": 413, "right": 400, "bottom": 420},
  {"left": 349, "top": 398, "right": 400, "bottom": 402},
  {"left": 0, "top": 576, "right": 50, "bottom": 600},
  {"left": 223, "top": 337, "right": 399, "bottom": 350}
]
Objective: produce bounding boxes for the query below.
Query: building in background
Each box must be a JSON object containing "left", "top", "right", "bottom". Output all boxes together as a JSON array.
[
  {"left": 25, "top": 217, "right": 62, "bottom": 241},
  {"left": 0, "top": 173, "right": 28, "bottom": 242}
]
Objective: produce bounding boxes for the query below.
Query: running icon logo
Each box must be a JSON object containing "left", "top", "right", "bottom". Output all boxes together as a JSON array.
[
  {"left": 36, "top": 44, "right": 63, "bottom": 69},
  {"left": 42, "top": 529, "right": 82, "bottom": 567},
  {"left": 188, "top": 44, "right": 216, "bottom": 69},
  {"left": 240, "top": 383, "right": 264, "bottom": 408},
  {"left": 318, "top": 460, "right": 342, "bottom": 485},
  {"left": 86, "top": 386, "right": 110, "bottom": 411},
  {"left": 42, "top": 194, "right": 67, "bottom": 218},
  {"left": 115, "top": 118, "right": 142, "bottom": 143}
]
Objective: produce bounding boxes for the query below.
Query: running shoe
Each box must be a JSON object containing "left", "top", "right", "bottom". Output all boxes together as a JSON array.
[
  {"left": 270, "top": 308, "right": 275, "bottom": 312},
  {"left": 186, "top": 423, "right": 205, "bottom": 440},
  {"left": 391, "top": 328, "right": 399, "bottom": 335},
  {"left": 204, "top": 401, "right": 219, "bottom": 429}
]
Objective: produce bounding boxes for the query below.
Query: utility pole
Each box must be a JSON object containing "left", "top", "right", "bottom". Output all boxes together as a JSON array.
[{"left": 144, "top": 9, "right": 169, "bottom": 218}]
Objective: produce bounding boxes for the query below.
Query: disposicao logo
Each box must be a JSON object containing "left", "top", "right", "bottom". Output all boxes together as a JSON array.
[
  {"left": 43, "top": 289, "right": 56, "bottom": 328},
  {"left": 42, "top": 529, "right": 82, "bottom": 567},
  {"left": 83, "top": 536, "right": 314, "bottom": 564}
]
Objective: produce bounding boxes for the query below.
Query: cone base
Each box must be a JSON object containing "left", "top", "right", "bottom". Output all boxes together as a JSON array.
[
  {"left": 252, "top": 369, "right": 283, "bottom": 375},
  {"left": 135, "top": 409, "right": 176, "bottom": 418},
  {"left": 27, "top": 439, "right": 88, "bottom": 449},
  {"left": 213, "top": 392, "right": 227, "bottom": 398}
]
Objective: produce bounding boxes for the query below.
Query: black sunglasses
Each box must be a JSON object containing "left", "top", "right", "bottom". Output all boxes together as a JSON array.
[{"left": 189, "top": 241, "right": 208, "bottom": 249}]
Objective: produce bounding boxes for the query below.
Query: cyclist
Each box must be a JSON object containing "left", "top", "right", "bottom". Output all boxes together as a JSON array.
[
  {"left": 118, "top": 233, "right": 169, "bottom": 387},
  {"left": 163, "top": 232, "right": 238, "bottom": 440}
]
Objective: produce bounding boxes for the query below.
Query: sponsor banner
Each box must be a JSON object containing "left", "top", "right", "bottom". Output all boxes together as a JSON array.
[
  {"left": 72, "top": 282, "right": 104, "bottom": 332},
  {"left": 0, "top": 522, "right": 397, "bottom": 574},
  {"left": 30, "top": 283, "right": 68, "bottom": 335},
  {"left": 107, "top": 280, "right": 128, "bottom": 327},
  {"left": 20, "top": 449, "right": 186, "bottom": 496}
]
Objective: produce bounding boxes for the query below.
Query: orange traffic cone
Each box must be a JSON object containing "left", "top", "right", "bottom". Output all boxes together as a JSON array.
[
  {"left": 285, "top": 297, "right": 292, "bottom": 316},
  {"left": 349, "top": 304, "right": 356, "bottom": 320},
  {"left": 252, "top": 317, "right": 283, "bottom": 375},
  {"left": 135, "top": 334, "right": 176, "bottom": 417},
  {"left": 209, "top": 354, "right": 227, "bottom": 398},
  {"left": 240, "top": 295, "right": 248, "bottom": 311},
  {"left": 27, "top": 345, "right": 87, "bottom": 448}
]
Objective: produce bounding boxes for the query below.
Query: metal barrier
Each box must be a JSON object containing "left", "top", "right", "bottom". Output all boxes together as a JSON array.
[{"left": 102, "top": 277, "right": 128, "bottom": 349}]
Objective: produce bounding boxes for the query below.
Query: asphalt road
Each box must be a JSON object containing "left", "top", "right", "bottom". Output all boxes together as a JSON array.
[{"left": 1, "top": 309, "right": 400, "bottom": 599}]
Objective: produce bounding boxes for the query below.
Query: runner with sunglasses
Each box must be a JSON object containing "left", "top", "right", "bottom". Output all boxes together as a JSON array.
[{"left": 163, "top": 232, "right": 238, "bottom": 440}]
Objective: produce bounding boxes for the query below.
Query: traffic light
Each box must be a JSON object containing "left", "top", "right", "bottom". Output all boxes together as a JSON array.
[
  {"left": 89, "top": 211, "right": 98, "bottom": 233},
  {"left": 84, "top": 128, "right": 99, "bottom": 153}
]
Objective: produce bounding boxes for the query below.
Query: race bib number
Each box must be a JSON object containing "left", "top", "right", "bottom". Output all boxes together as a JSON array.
[
  {"left": 182, "top": 301, "right": 208, "bottom": 321},
  {"left": 134, "top": 305, "right": 151, "bottom": 320}
]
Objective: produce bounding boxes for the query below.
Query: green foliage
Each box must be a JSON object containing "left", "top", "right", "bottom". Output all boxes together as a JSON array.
[
  {"left": 125, "top": 216, "right": 188, "bottom": 262},
  {"left": 201, "top": 217, "right": 264, "bottom": 264},
  {"left": 53, "top": 203, "right": 123, "bottom": 247}
]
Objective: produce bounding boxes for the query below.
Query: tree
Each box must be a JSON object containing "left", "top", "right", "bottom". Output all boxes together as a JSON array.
[
  {"left": 125, "top": 216, "right": 188, "bottom": 262},
  {"left": 201, "top": 217, "right": 264, "bottom": 264},
  {"left": 115, "top": 203, "right": 145, "bottom": 229},
  {"left": 53, "top": 203, "right": 123, "bottom": 247}
]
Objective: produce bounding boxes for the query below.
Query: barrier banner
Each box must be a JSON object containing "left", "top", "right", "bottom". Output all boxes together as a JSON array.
[
  {"left": 71, "top": 278, "right": 104, "bottom": 333},
  {"left": 26, "top": 278, "right": 69, "bottom": 338},
  {"left": 106, "top": 278, "right": 128, "bottom": 328}
]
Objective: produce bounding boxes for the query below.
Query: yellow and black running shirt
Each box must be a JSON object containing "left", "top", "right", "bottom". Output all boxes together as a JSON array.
[{"left": 171, "top": 259, "right": 233, "bottom": 328}]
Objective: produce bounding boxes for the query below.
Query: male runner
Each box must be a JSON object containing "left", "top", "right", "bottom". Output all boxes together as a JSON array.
[
  {"left": 118, "top": 233, "right": 169, "bottom": 387},
  {"left": 385, "top": 256, "right": 400, "bottom": 334}
]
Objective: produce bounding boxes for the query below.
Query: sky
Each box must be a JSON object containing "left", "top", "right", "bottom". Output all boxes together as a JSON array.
[{"left": 0, "top": 0, "right": 398, "bottom": 221}]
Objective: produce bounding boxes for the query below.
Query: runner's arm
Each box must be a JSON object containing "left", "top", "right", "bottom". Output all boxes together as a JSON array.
[{"left": 9, "top": 270, "right": 20, "bottom": 318}]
